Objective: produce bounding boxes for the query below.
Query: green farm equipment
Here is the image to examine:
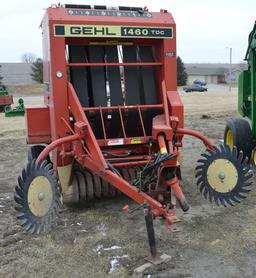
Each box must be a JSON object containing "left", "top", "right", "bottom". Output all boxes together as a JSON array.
[
  {"left": 5, "top": 98, "right": 25, "bottom": 117},
  {"left": 224, "top": 21, "right": 256, "bottom": 163},
  {"left": 0, "top": 86, "right": 13, "bottom": 112},
  {"left": 0, "top": 86, "right": 8, "bottom": 95}
]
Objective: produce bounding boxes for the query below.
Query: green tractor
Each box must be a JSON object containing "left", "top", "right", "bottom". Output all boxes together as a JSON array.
[{"left": 224, "top": 21, "right": 256, "bottom": 165}]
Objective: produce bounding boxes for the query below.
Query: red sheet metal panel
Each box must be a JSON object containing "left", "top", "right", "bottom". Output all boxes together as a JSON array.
[
  {"left": 47, "top": 7, "right": 175, "bottom": 28},
  {"left": 26, "top": 106, "right": 51, "bottom": 144},
  {"left": 0, "top": 95, "right": 13, "bottom": 106}
]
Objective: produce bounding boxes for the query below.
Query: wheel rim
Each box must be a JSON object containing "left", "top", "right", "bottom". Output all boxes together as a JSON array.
[
  {"left": 226, "top": 129, "right": 234, "bottom": 149},
  {"left": 27, "top": 176, "right": 53, "bottom": 217},
  {"left": 207, "top": 159, "right": 238, "bottom": 193},
  {"left": 15, "top": 159, "right": 60, "bottom": 234},
  {"left": 253, "top": 149, "right": 256, "bottom": 166}
]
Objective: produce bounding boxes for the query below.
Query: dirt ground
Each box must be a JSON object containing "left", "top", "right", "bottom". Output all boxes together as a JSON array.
[
  {"left": 6, "top": 84, "right": 44, "bottom": 97},
  {"left": 1, "top": 91, "right": 256, "bottom": 278}
]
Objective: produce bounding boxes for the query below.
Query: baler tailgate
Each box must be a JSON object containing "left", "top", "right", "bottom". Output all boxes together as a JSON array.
[
  {"left": 68, "top": 43, "right": 163, "bottom": 140},
  {"left": 105, "top": 45, "right": 123, "bottom": 105},
  {"left": 139, "top": 46, "right": 158, "bottom": 105},
  {"left": 105, "top": 45, "right": 123, "bottom": 138},
  {"left": 69, "top": 45, "right": 90, "bottom": 106}
]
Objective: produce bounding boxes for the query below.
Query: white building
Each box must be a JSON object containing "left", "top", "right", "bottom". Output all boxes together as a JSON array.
[
  {"left": 185, "top": 63, "right": 247, "bottom": 84},
  {"left": 0, "top": 63, "right": 34, "bottom": 85}
]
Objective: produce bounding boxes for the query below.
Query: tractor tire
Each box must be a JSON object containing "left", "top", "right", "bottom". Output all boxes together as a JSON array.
[
  {"left": 224, "top": 118, "right": 253, "bottom": 161},
  {"left": 251, "top": 147, "right": 256, "bottom": 168}
]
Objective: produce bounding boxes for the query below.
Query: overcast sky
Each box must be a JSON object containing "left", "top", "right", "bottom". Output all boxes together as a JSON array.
[{"left": 0, "top": 0, "right": 255, "bottom": 63}]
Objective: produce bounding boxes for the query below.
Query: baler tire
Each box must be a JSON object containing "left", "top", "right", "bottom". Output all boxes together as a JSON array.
[
  {"left": 224, "top": 118, "right": 253, "bottom": 161},
  {"left": 14, "top": 159, "right": 61, "bottom": 234},
  {"left": 28, "top": 145, "right": 51, "bottom": 165},
  {"left": 93, "top": 175, "right": 102, "bottom": 198},
  {"left": 196, "top": 144, "right": 253, "bottom": 207},
  {"left": 72, "top": 175, "right": 80, "bottom": 203},
  {"left": 101, "top": 180, "right": 109, "bottom": 197},
  {"left": 76, "top": 172, "right": 87, "bottom": 200},
  {"left": 85, "top": 171, "right": 94, "bottom": 200},
  {"left": 108, "top": 184, "right": 116, "bottom": 197},
  {"left": 63, "top": 171, "right": 80, "bottom": 205}
]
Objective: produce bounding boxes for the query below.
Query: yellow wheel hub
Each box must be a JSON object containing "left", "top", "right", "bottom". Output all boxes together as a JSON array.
[
  {"left": 252, "top": 149, "right": 256, "bottom": 167},
  {"left": 225, "top": 129, "right": 234, "bottom": 150},
  {"left": 207, "top": 159, "right": 238, "bottom": 193},
  {"left": 27, "top": 176, "right": 53, "bottom": 217}
]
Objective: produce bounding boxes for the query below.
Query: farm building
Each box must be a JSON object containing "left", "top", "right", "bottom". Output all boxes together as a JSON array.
[
  {"left": 0, "top": 62, "right": 248, "bottom": 85},
  {"left": 185, "top": 63, "right": 247, "bottom": 84},
  {"left": 0, "top": 63, "right": 34, "bottom": 85}
]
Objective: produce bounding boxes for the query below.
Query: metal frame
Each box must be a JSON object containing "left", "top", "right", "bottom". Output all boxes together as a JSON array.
[{"left": 26, "top": 6, "right": 214, "bottom": 225}]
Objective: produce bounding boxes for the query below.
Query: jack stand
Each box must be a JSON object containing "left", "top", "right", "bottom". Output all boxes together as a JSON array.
[
  {"left": 133, "top": 204, "right": 173, "bottom": 275},
  {"left": 144, "top": 202, "right": 157, "bottom": 262}
]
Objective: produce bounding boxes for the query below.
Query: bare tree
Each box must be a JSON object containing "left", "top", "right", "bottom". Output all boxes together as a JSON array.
[{"left": 21, "top": 52, "right": 36, "bottom": 63}]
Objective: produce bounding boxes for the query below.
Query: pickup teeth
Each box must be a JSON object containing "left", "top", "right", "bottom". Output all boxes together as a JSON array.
[{"left": 63, "top": 164, "right": 141, "bottom": 204}]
